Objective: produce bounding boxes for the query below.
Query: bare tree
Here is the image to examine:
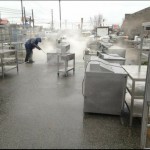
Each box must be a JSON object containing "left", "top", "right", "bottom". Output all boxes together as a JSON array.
[{"left": 90, "top": 13, "right": 103, "bottom": 29}]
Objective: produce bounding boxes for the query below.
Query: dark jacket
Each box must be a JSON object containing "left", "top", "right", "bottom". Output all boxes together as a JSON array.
[{"left": 25, "top": 38, "right": 41, "bottom": 50}]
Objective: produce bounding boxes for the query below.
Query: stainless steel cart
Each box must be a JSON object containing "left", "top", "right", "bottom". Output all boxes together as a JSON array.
[
  {"left": 122, "top": 65, "right": 147, "bottom": 126},
  {"left": 57, "top": 53, "right": 75, "bottom": 77}
]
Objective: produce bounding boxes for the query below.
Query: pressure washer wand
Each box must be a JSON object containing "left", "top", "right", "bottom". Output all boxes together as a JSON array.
[{"left": 41, "top": 49, "right": 47, "bottom": 54}]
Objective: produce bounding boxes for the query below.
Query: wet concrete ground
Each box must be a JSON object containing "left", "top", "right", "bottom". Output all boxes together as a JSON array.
[{"left": 0, "top": 44, "right": 146, "bottom": 149}]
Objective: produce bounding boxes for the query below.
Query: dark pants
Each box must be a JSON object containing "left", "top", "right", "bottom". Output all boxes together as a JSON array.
[{"left": 25, "top": 44, "right": 33, "bottom": 62}]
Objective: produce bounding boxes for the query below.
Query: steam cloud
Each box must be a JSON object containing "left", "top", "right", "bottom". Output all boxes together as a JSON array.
[{"left": 33, "top": 29, "right": 90, "bottom": 63}]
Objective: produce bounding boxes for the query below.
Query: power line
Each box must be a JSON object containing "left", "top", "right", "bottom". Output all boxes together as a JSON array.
[
  {"left": 0, "top": 6, "right": 32, "bottom": 24},
  {"left": 31, "top": 2, "right": 50, "bottom": 15},
  {"left": 0, "top": 6, "right": 30, "bottom": 13},
  {"left": 0, "top": 6, "right": 57, "bottom": 26}
]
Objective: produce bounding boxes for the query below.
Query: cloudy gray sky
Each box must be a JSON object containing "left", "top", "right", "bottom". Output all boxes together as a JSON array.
[{"left": 0, "top": 1, "right": 150, "bottom": 28}]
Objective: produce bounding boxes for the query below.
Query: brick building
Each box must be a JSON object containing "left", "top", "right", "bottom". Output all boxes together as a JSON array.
[{"left": 121, "top": 6, "right": 150, "bottom": 39}]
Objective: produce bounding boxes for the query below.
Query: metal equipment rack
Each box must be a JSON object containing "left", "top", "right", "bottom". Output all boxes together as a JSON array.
[
  {"left": 122, "top": 22, "right": 150, "bottom": 127},
  {"left": 140, "top": 22, "right": 150, "bottom": 149},
  {"left": 123, "top": 65, "right": 146, "bottom": 126},
  {"left": 57, "top": 53, "right": 75, "bottom": 77},
  {"left": 4, "top": 28, "right": 26, "bottom": 63},
  {"left": 140, "top": 52, "right": 150, "bottom": 149},
  {"left": 0, "top": 50, "right": 18, "bottom": 78},
  {"left": 10, "top": 41, "right": 24, "bottom": 63},
  {"left": 0, "top": 25, "right": 18, "bottom": 78},
  {"left": 138, "top": 22, "right": 150, "bottom": 71}
]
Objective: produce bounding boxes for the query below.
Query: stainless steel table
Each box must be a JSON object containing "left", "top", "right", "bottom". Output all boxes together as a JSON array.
[
  {"left": 104, "top": 45, "right": 126, "bottom": 58},
  {"left": 57, "top": 53, "right": 75, "bottom": 76},
  {"left": 99, "top": 53, "right": 126, "bottom": 65},
  {"left": 122, "top": 65, "right": 147, "bottom": 126},
  {"left": 0, "top": 49, "right": 18, "bottom": 78}
]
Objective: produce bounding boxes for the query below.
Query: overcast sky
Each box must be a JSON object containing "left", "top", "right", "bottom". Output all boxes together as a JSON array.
[{"left": 0, "top": 1, "right": 150, "bottom": 28}]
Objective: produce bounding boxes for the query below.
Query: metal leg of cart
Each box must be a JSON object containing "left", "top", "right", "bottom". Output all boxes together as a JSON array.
[
  {"left": 129, "top": 81, "right": 135, "bottom": 126},
  {"left": 1, "top": 56, "right": 4, "bottom": 78},
  {"left": 140, "top": 101, "right": 149, "bottom": 149},
  {"left": 73, "top": 55, "right": 75, "bottom": 74},
  {"left": 15, "top": 50, "right": 19, "bottom": 73},
  {"left": 57, "top": 54, "right": 60, "bottom": 76},
  {"left": 65, "top": 59, "right": 68, "bottom": 77},
  {"left": 57, "top": 53, "right": 75, "bottom": 77}
]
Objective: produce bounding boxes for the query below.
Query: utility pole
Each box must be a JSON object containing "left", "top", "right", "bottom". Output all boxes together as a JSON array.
[
  {"left": 31, "top": 9, "right": 34, "bottom": 36},
  {"left": 29, "top": 16, "right": 31, "bottom": 26},
  {"left": 29, "top": 16, "right": 32, "bottom": 38},
  {"left": 32, "top": 9, "right": 34, "bottom": 28},
  {"left": 21, "top": 0, "right": 24, "bottom": 28},
  {"left": 23, "top": 7, "right": 26, "bottom": 26},
  {"left": 59, "top": 0, "right": 61, "bottom": 29},
  {"left": 51, "top": 9, "right": 53, "bottom": 31},
  {"left": 81, "top": 18, "right": 83, "bottom": 31}
]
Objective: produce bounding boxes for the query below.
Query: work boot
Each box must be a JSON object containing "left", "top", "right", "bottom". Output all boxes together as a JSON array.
[
  {"left": 25, "top": 60, "right": 29, "bottom": 63},
  {"left": 28, "top": 60, "right": 35, "bottom": 63}
]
